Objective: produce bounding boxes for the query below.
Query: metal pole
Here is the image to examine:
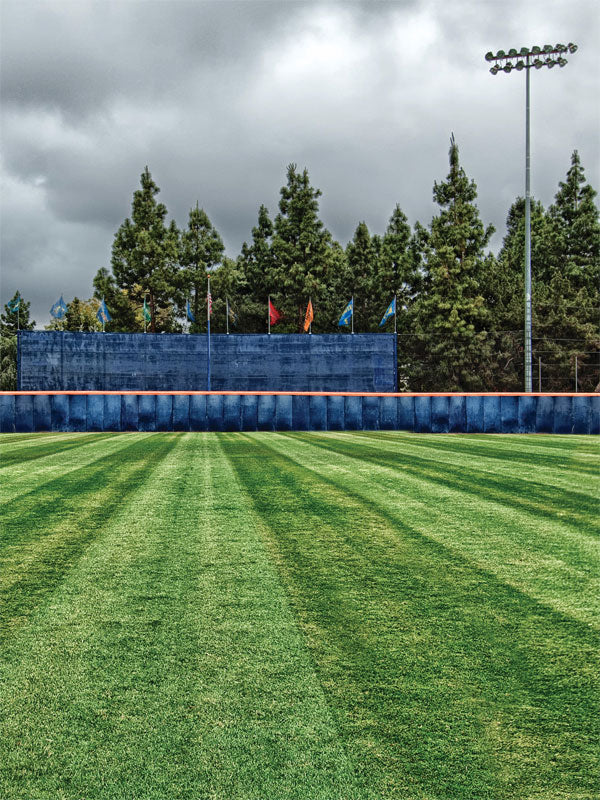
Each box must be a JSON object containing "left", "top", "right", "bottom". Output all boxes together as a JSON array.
[
  {"left": 268, "top": 295, "right": 271, "bottom": 335},
  {"left": 207, "top": 276, "right": 211, "bottom": 391},
  {"left": 309, "top": 296, "right": 312, "bottom": 335},
  {"left": 524, "top": 56, "right": 532, "bottom": 393},
  {"left": 575, "top": 356, "right": 578, "bottom": 393},
  {"left": 538, "top": 356, "right": 541, "bottom": 392},
  {"left": 351, "top": 296, "right": 354, "bottom": 335},
  {"left": 394, "top": 294, "right": 397, "bottom": 335},
  {"left": 226, "top": 297, "right": 230, "bottom": 335}
]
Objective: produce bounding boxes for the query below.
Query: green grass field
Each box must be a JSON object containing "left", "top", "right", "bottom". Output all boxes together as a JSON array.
[{"left": 1, "top": 431, "right": 598, "bottom": 800}]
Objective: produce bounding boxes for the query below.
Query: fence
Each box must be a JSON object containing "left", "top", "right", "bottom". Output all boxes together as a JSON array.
[{"left": 1, "top": 392, "right": 597, "bottom": 434}]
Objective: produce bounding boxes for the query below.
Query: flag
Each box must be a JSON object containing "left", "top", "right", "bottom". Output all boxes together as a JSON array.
[
  {"left": 186, "top": 299, "right": 195, "bottom": 322},
  {"left": 142, "top": 297, "right": 151, "bottom": 322},
  {"left": 7, "top": 294, "right": 21, "bottom": 313},
  {"left": 269, "top": 299, "right": 281, "bottom": 326},
  {"left": 50, "top": 295, "right": 67, "bottom": 319},
  {"left": 227, "top": 299, "right": 238, "bottom": 326},
  {"left": 207, "top": 291, "right": 212, "bottom": 316},
  {"left": 338, "top": 298, "right": 353, "bottom": 327},
  {"left": 303, "top": 299, "right": 314, "bottom": 332},
  {"left": 379, "top": 297, "right": 396, "bottom": 327},
  {"left": 96, "top": 298, "right": 111, "bottom": 325}
]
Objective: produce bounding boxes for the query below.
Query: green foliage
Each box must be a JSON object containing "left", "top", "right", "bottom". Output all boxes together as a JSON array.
[
  {"left": 0, "top": 291, "right": 35, "bottom": 391},
  {"left": 93, "top": 267, "right": 139, "bottom": 332},
  {"left": 111, "top": 167, "right": 180, "bottom": 332},
  {"left": 179, "top": 203, "right": 225, "bottom": 332},
  {"left": 409, "top": 136, "right": 495, "bottom": 390},
  {"left": 237, "top": 205, "right": 275, "bottom": 332},
  {"left": 0, "top": 334, "right": 17, "bottom": 390},
  {"left": 45, "top": 297, "right": 102, "bottom": 332}
]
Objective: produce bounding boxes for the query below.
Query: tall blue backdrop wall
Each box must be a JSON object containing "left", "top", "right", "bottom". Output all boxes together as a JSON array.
[{"left": 18, "top": 332, "right": 397, "bottom": 392}]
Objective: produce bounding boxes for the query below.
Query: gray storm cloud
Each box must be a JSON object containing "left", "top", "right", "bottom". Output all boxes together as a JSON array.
[{"left": 1, "top": 0, "right": 598, "bottom": 326}]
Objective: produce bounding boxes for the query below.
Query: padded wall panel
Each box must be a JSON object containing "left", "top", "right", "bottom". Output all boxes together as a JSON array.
[
  {"left": 190, "top": 394, "right": 207, "bottom": 431},
  {"left": 173, "top": 395, "right": 190, "bottom": 432},
  {"left": 156, "top": 395, "right": 173, "bottom": 431},
  {"left": 33, "top": 395, "right": 52, "bottom": 431},
  {"left": 362, "top": 396, "right": 379, "bottom": 431},
  {"left": 292, "top": 394, "right": 309, "bottom": 431},
  {"left": 275, "top": 395, "right": 293, "bottom": 431},
  {"left": 122, "top": 394, "right": 138, "bottom": 432},
  {"left": 414, "top": 396, "right": 431, "bottom": 433},
  {"left": 344, "top": 396, "right": 362, "bottom": 431},
  {"left": 500, "top": 396, "right": 518, "bottom": 433},
  {"left": 138, "top": 395, "right": 156, "bottom": 432},
  {"left": 553, "top": 396, "right": 572, "bottom": 434},
  {"left": 103, "top": 395, "right": 121, "bottom": 431},
  {"left": 19, "top": 331, "right": 396, "bottom": 393},
  {"left": 590, "top": 396, "right": 600, "bottom": 435},
  {"left": 431, "top": 396, "right": 449, "bottom": 433},
  {"left": 397, "top": 396, "right": 414, "bottom": 431},
  {"left": 15, "top": 395, "right": 34, "bottom": 433},
  {"left": 68, "top": 395, "right": 86, "bottom": 432},
  {"left": 466, "top": 396, "right": 483, "bottom": 433},
  {"left": 257, "top": 395, "right": 274, "bottom": 431},
  {"left": 86, "top": 394, "right": 104, "bottom": 432},
  {"left": 240, "top": 395, "right": 257, "bottom": 431},
  {"left": 518, "top": 396, "right": 536, "bottom": 433},
  {"left": 449, "top": 396, "right": 466, "bottom": 433},
  {"left": 0, "top": 395, "right": 15, "bottom": 432},
  {"left": 535, "top": 395, "right": 554, "bottom": 433},
  {"left": 223, "top": 394, "right": 242, "bottom": 432},
  {"left": 309, "top": 395, "right": 327, "bottom": 431},
  {"left": 572, "top": 396, "right": 591, "bottom": 434},
  {"left": 483, "top": 396, "right": 501, "bottom": 433},
  {"left": 206, "top": 395, "right": 223, "bottom": 432},
  {"left": 380, "top": 396, "right": 397, "bottom": 430},
  {"left": 327, "top": 396, "right": 345, "bottom": 430}
]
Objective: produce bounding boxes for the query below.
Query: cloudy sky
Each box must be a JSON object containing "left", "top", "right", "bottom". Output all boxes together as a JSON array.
[{"left": 1, "top": 0, "right": 598, "bottom": 326}]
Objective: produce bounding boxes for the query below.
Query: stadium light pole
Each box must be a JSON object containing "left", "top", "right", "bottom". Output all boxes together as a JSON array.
[{"left": 485, "top": 42, "right": 577, "bottom": 392}]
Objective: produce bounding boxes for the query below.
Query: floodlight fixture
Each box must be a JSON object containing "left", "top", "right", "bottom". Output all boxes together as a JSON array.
[{"left": 484, "top": 41, "right": 577, "bottom": 392}]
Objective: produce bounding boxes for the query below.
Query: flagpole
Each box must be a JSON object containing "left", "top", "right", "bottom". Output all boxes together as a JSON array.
[
  {"left": 351, "top": 296, "right": 354, "bottom": 335},
  {"left": 309, "top": 297, "right": 312, "bottom": 335},
  {"left": 226, "top": 297, "right": 230, "bottom": 335},
  {"left": 268, "top": 295, "right": 271, "bottom": 335},
  {"left": 144, "top": 294, "right": 147, "bottom": 334},
  {"left": 207, "top": 276, "right": 211, "bottom": 391},
  {"left": 394, "top": 294, "right": 397, "bottom": 335}
]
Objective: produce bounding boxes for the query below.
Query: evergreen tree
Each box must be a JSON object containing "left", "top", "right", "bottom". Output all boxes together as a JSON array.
[
  {"left": 237, "top": 204, "right": 275, "bottom": 332},
  {"left": 345, "top": 222, "right": 379, "bottom": 330},
  {"left": 179, "top": 203, "right": 225, "bottom": 332},
  {"left": 546, "top": 151, "right": 600, "bottom": 293},
  {"left": 377, "top": 205, "right": 421, "bottom": 333},
  {"left": 92, "top": 268, "right": 139, "bottom": 332},
  {"left": 111, "top": 167, "right": 180, "bottom": 332},
  {"left": 0, "top": 291, "right": 35, "bottom": 391},
  {"left": 271, "top": 164, "right": 336, "bottom": 332},
  {"left": 409, "top": 136, "right": 494, "bottom": 390}
]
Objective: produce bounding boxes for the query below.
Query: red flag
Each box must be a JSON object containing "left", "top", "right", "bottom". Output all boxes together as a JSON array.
[{"left": 269, "top": 299, "right": 281, "bottom": 326}]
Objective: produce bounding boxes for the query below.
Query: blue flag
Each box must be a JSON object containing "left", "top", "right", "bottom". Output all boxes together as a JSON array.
[
  {"left": 338, "top": 298, "right": 353, "bottom": 327},
  {"left": 7, "top": 293, "right": 21, "bottom": 313},
  {"left": 96, "top": 298, "right": 111, "bottom": 324},
  {"left": 379, "top": 297, "right": 396, "bottom": 327},
  {"left": 186, "top": 299, "right": 195, "bottom": 322},
  {"left": 50, "top": 295, "right": 67, "bottom": 319}
]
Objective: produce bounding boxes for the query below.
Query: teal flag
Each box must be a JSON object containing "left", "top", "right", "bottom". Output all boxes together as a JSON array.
[
  {"left": 50, "top": 295, "right": 67, "bottom": 319},
  {"left": 7, "top": 294, "right": 21, "bottom": 313}
]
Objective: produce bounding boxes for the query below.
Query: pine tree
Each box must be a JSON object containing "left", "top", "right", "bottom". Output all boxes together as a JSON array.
[
  {"left": 409, "top": 136, "right": 494, "bottom": 391},
  {"left": 92, "top": 268, "right": 139, "bottom": 332},
  {"left": 345, "top": 222, "right": 379, "bottom": 330},
  {"left": 179, "top": 203, "right": 225, "bottom": 332},
  {"left": 111, "top": 167, "right": 180, "bottom": 332},
  {"left": 271, "top": 164, "right": 336, "bottom": 332},
  {"left": 237, "top": 204, "right": 275, "bottom": 332},
  {"left": 0, "top": 291, "right": 35, "bottom": 390},
  {"left": 377, "top": 205, "right": 421, "bottom": 333}
]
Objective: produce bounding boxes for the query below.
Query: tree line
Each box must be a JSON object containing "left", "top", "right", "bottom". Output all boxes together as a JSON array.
[{"left": 2, "top": 137, "right": 598, "bottom": 391}]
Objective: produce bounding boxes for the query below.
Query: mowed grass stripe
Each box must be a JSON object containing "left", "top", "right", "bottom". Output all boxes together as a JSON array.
[
  {"left": 0, "top": 435, "right": 179, "bottom": 644},
  {"left": 269, "top": 432, "right": 599, "bottom": 628},
  {"left": 1, "top": 433, "right": 359, "bottom": 800},
  {"left": 294, "top": 432, "right": 598, "bottom": 535},
  {"left": 360, "top": 431, "right": 599, "bottom": 493},
  {"left": 0, "top": 432, "right": 122, "bottom": 469},
  {"left": 0, "top": 433, "right": 145, "bottom": 505},
  {"left": 223, "top": 432, "right": 599, "bottom": 799}
]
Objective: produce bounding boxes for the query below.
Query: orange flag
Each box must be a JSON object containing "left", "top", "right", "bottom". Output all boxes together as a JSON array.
[{"left": 303, "top": 299, "right": 314, "bottom": 332}]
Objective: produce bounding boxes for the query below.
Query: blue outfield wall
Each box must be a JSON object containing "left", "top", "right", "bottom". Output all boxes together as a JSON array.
[
  {"left": 17, "top": 331, "right": 397, "bottom": 393},
  {"left": 1, "top": 393, "right": 598, "bottom": 434}
]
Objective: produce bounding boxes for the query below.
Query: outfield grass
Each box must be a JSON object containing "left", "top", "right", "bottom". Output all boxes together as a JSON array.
[{"left": 0, "top": 432, "right": 598, "bottom": 800}]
